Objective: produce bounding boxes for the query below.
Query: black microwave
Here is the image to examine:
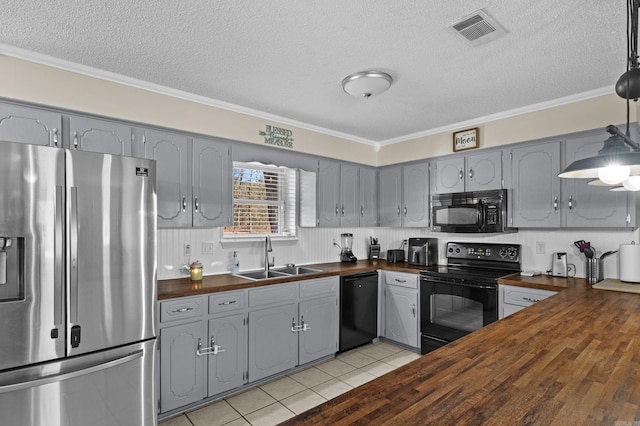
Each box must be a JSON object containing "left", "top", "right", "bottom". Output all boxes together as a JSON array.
[{"left": 431, "top": 189, "right": 515, "bottom": 233}]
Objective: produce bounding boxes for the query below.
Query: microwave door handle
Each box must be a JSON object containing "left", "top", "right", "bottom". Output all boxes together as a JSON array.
[{"left": 477, "top": 200, "right": 485, "bottom": 231}]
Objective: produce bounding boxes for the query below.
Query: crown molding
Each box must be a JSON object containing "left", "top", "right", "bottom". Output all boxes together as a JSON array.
[{"left": 0, "top": 44, "right": 616, "bottom": 149}]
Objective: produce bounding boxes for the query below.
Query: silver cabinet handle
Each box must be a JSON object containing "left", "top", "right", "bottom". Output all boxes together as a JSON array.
[
  {"left": 335, "top": 204, "right": 339, "bottom": 216},
  {"left": 523, "top": 297, "right": 542, "bottom": 303},
  {"left": 182, "top": 196, "right": 187, "bottom": 212},
  {"left": 459, "top": 169, "right": 463, "bottom": 180},
  {"left": 194, "top": 197, "right": 199, "bottom": 213},
  {"left": 172, "top": 307, "right": 194, "bottom": 313},
  {"left": 403, "top": 206, "right": 407, "bottom": 216},
  {"left": 73, "top": 131, "right": 79, "bottom": 149},
  {"left": 52, "top": 128, "right": 59, "bottom": 146},
  {"left": 397, "top": 206, "right": 401, "bottom": 216},
  {"left": 412, "top": 304, "right": 416, "bottom": 318},
  {"left": 553, "top": 196, "right": 558, "bottom": 211},
  {"left": 568, "top": 195, "right": 573, "bottom": 211},
  {"left": 219, "top": 300, "right": 237, "bottom": 306},
  {"left": 394, "top": 278, "right": 407, "bottom": 283},
  {"left": 300, "top": 315, "right": 311, "bottom": 332},
  {"left": 469, "top": 168, "right": 474, "bottom": 180},
  {"left": 0, "top": 350, "right": 143, "bottom": 394},
  {"left": 291, "top": 317, "right": 298, "bottom": 332},
  {"left": 361, "top": 206, "right": 364, "bottom": 216},
  {"left": 342, "top": 204, "right": 345, "bottom": 216}
]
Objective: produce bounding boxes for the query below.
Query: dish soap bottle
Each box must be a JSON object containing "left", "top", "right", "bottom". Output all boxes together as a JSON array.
[{"left": 230, "top": 251, "right": 240, "bottom": 274}]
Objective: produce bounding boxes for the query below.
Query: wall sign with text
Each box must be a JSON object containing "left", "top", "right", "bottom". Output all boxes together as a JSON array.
[
  {"left": 260, "top": 125, "right": 294, "bottom": 149},
  {"left": 453, "top": 128, "right": 479, "bottom": 152}
]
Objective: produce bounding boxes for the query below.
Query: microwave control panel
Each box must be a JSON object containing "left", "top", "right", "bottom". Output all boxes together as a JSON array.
[{"left": 447, "top": 242, "right": 520, "bottom": 263}]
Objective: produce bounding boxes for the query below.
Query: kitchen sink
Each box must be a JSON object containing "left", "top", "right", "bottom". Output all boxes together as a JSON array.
[
  {"left": 235, "top": 270, "right": 290, "bottom": 280},
  {"left": 235, "top": 266, "right": 324, "bottom": 280},
  {"left": 271, "top": 266, "right": 324, "bottom": 275}
]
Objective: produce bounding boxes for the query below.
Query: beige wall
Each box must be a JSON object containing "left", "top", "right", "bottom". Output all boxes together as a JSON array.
[
  {"left": 1, "top": 55, "right": 635, "bottom": 167},
  {"left": 378, "top": 94, "right": 638, "bottom": 165},
  {"left": 0, "top": 55, "right": 377, "bottom": 165}
]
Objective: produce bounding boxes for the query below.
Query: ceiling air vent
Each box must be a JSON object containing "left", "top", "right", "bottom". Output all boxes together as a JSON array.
[{"left": 450, "top": 9, "right": 507, "bottom": 46}]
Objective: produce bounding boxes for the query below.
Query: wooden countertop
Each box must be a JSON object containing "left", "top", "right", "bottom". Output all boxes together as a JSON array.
[
  {"left": 280, "top": 275, "right": 640, "bottom": 425},
  {"left": 157, "top": 260, "right": 428, "bottom": 300}
]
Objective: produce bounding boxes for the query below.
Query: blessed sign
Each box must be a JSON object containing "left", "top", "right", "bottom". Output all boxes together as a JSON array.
[
  {"left": 453, "top": 128, "right": 479, "bottom": 152},
  {"left": 260, "top": 125, "right": 294, "bottom": 149}
]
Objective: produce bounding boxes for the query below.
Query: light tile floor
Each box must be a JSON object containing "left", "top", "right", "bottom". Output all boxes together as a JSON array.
[{"left": 160, "top": 341, "right": 421, "bottom": 426}]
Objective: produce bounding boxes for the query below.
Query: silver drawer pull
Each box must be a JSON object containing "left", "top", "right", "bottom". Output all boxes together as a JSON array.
[
  {"left": 522, "top": 297, "right": 542, "bottom": 303},
  {"left": 172, "top": 307, "right": 194, "bottom": 313},
  {"left": 219, "top": 300, "right": 237, "bottom": 306},
  {"left": 394, "top": 278, "right": 407, "bottom": 283}
]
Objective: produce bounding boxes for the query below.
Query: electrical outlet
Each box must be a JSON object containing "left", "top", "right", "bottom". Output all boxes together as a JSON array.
[
  {"left": 202, "top": 242, "right": 214, "bottom": 255},
  {"left": 536, "top": 241, "right": 545, "bottom": 254},
  {"left": 184, "top": 243, "right": 191, "bottom": 257}
]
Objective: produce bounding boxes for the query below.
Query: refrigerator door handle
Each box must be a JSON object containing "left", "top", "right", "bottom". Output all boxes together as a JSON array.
[
  {"left": 54, "top": 185, "right": 64, "bottom": 327},
  {"left": 0, "top": 350, "right": 143, "bottom": 395},
  {"left": 69, "top": 186, "right": 79, "bottom": 324}
]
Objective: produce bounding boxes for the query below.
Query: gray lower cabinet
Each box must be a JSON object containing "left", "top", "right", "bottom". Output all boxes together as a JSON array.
[
  {"left": 299, "top": 295, "right": 338, "bottom": 365},
  {"left": 159, "top": 320, "right": 206, "bottom": 413},
  {"left": 207, "top": 313, "right": 247, "bottom": 396},
  {"left": 68, "top": 115, "right": 133, "bottom": 156},
  {"left": 248, "top": 303, "right": 299, "bottom": 382},
  {"left": 383, "top": 272, "right": 419, "bottom": 348},
  {"left": 0, "top": 102, "right": 62, "bottom": 147}
]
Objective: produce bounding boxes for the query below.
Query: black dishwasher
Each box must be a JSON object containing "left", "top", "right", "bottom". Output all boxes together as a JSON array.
[{"left": 339, "top": 272, "right": 378, "bottom": 352}]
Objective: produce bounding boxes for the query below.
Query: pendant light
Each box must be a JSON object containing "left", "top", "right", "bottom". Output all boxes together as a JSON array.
[{"left": 559, "top": 0, "right": 640, "bottom": 188}]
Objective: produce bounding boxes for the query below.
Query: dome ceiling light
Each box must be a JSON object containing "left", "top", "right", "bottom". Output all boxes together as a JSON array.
[{"left": 341, "top": 71, "right": 393, "bottom": 99}]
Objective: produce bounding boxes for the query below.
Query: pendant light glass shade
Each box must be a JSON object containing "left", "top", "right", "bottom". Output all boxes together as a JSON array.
[
  {"left": 598, "top": 165, "right": 631, "bottom": 184},
  {"left": 623, "top": 175, "right": 640, "bottom": 190}
]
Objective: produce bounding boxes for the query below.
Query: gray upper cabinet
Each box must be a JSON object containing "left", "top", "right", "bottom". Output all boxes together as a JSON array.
[
  {"left": 140, "top": 128, "right": 192, "bottom": 227},
  {"left": 508, "top": 140, "right": 562, "bottom": 228},
  {"left": 340, "top": 164, "right": 360, "bottom": 227},
  {"left": 379, "top": 162, "right": 429, "bottom": 228},
  {"left": 317, "top": 160, "right": 341, "bottom": 227},
  {"left": 192, "top": 138, "right": 232, "bottom": 228},
  {"left": 68, "top": 115, "right": 133, "bottom": 156},
  {"left": 563, "top": 130, "right": 633, "bottom": 228},
  {"left": 402, "top": 162, "right": 430, "bottom": 227},
  {"left": 378, "top": 166, "right": 403, "bottom": 227},
  {"left": 0, "top": 102, "right": 62, "bottom": 147},
  {"left": 359, "top": 167, "right": 378, "bottom": 227},
  {"left": 433, "top": 151, "right": 502, "bottom": 194}
]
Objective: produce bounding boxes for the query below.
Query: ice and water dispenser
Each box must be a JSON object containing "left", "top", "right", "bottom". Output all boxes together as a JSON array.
[{"left": 0, "top": 237, "right": 24, "bottom": 301}]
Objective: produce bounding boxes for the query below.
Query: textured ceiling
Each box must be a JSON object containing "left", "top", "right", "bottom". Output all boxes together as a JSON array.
[{"left": 0, "top": 0, "right": 627, "bottom": 143}]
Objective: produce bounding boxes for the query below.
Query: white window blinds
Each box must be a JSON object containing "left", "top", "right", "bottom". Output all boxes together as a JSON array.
[{"left": 224, "top": 162, "right": 297, "bottom": 237}]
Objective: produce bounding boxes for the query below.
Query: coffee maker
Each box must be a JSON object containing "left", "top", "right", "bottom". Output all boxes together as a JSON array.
[
  {"left": 408, "top": 238, "right": 438, "bottom": 266},
  {"left": 340, "top": 233, "right": 357, "bottom": 263}
]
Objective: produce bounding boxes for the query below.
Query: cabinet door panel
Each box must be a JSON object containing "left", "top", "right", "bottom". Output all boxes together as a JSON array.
[
  {"left": 248, "top": 304, "right": 298, "bottom": 382},
  {"left": 434, "top": 157, "right": 464, "bottom": 194},
  {"left": 359, "top": 167, "right": 378, "bottom": 227},
  {"left": 318, "top": 160, "right": 341, "bottom": 227},
  {"left": 403, "top": 162, "right": 429, "bottom": 227},
  {"left": 0, "top": 103, "right": 61, "bottom": 147},
  {"left": 143, "top": 129, "right": 191, "bottom": 227},
  {"left": 193, "top": 138, "right": 231, "bottom": 227},
  {"left": 69, "top": 116, "right": 132, "bottom": 156},
  {"left": 510, "top": 142, "right": 561, "bottom": 227},
  {"left": 299, "top": 296, "right": 338, "bottom": 365},
  {"left": 208, "top": 314, "right": 247, "bottom": 396},
  {"left": 564, "top": 133, "right": 628, "bottom": 227},
  {"left": 340, "top": 164, "right": 360, "bottom": 227},
  {"left": 384, "top": 286, "right": 418, "bottom": 348},
  {"left": 378, "top": 166, "right": 402, "bottom": 227},
  {"left": 160, "top": 321, "right": 205, "bottom": 413},
  {"left": 467, "top": 151, "right": 502, "bottom": 191}
]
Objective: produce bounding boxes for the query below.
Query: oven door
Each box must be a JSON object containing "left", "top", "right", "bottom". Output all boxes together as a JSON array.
[
  {"left": 431, "top": 203, "right": 484, "bottom": 233},
  {"left": 420, "top": 278, "right": 498, "bottom": 354}
]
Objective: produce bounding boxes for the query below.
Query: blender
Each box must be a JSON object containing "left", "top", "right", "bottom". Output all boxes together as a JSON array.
[{"left": 340, "top": 233, "right": 357, "bottom": 262}]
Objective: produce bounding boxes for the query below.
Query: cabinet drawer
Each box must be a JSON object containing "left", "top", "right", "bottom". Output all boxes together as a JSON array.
[
  {"left": 299, "top": 277, "right": 338, "bottom": 299},
  {"left": 248, "top": 283, "right": 298, "bottom": 307},
  {"left": 209, "top": 290, "right": 246, "bottom": 314},
  {"left": 160, "top": 296, "right": 204, "bottom": 323},
  {"left": 501, "top": 285, "right": 557, "bottom": 308},
  {"left": 385, "top": 271, "right": 418, "bottom": 289}
]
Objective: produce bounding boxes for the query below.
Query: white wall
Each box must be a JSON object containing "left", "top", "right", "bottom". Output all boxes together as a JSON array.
[{"left": 158, "top": 226, "right": 639, "bottom": 281}]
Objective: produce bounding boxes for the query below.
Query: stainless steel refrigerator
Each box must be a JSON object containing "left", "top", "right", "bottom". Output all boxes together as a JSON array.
[{"left": 0, "top": 141, "right": 157, "bottom": 425}]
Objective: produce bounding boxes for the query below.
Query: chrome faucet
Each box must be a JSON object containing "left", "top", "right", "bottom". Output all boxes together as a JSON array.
[{"left": 264, "top": 235, "right": 274, "bottom": 273}]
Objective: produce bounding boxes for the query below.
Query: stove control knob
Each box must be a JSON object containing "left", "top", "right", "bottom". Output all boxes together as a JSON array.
[
  {"left": 499, "top": 248, "right": 507, "bottom": 258},
  {"left": 448, "top": 247, "right": 454, "bottom": 253}
]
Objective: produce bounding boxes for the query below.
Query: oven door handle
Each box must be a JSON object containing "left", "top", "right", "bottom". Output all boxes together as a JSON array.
[{"left": 421, "top": 279, "right": 496, "bottom": 290}]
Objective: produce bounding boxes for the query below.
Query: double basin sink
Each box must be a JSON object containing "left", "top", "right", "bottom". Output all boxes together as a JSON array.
[{"left": 235, "top": 266, "right": 324, "bottom": 281}]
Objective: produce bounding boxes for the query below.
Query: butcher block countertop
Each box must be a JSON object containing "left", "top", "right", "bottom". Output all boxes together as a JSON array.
[{"left": 280, "top": 274, "right": 640, "bottom": 425}]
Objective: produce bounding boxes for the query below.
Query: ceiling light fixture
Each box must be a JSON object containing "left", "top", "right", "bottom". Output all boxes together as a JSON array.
[
  {"left": 559, "top": 0, "right": 640, "bottom": 189},
  {"left": 342, "top": 71, "right": 393, "bottom": 99}
]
